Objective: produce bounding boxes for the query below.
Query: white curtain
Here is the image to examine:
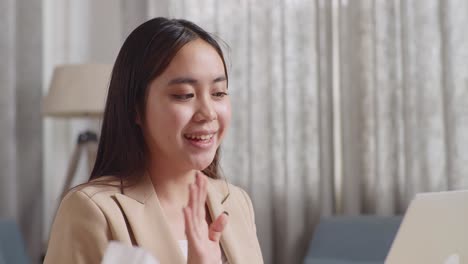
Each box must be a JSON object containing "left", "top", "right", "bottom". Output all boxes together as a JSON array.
[
  {"left": 339, "top": 0, "right": 468, "bottom": 216},
  {"left": 40, "top": 0, "right": 333, "bottom": 263},
  {"left": 36, "top": 1, "right": 468, "bottom": 264},
  {"left": 42, "top": 0, "right": 123, "bottom": 251},
  {"left": 43, "top": 1, "right": 336, "bottom": 263},
  {"left": 164, "top": 1, "right": 335, "bottom": 263},
  {"left": 0, "top": 0, "right": 43, "bottom": 262}
]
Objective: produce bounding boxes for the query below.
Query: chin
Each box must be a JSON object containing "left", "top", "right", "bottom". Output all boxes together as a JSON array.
[
  {"left": 188, "top": 155, "right": 216, "bottom": 171},
  {"left": 192, "top": 160, "right": 214, "bottom": 171}
]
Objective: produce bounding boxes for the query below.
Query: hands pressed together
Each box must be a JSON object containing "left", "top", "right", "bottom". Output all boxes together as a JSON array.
[{"left": 183, "top": 172, "right": 229, "bottom": 264}]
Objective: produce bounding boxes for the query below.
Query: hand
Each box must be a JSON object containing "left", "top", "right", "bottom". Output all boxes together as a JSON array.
[{"left": 183, "top": 172, "right": 229, "bottom": 264}]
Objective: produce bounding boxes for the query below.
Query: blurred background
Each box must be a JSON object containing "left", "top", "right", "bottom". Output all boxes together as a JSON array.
[{"left": 1, "top": 0, "right": 467, "bottom": 263}]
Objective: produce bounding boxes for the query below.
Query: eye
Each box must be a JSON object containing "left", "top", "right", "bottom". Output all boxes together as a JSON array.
[
  {"left": 171, "top": 94, "right": 194, "bottom": 100},
  {"left": 212, "top": 92, "right": 229, "bottom": 98}
]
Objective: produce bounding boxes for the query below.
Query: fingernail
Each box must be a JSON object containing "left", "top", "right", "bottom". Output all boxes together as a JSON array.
[{"left": 223, "top": 211, "right": 229, "bottom": 216}]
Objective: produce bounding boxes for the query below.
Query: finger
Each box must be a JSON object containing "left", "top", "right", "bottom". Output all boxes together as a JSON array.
[
  {"left": 188, "top": 183, "right": 195, "bottom": 209},
  {"left": 208, "top": 212, "right": 229, "bottom": 242},
  {"left": 194, "top": 173, "right": 201, "bottom": 223},
  {"left": 188, "top": 183, "right": 199, "bottom": 232},
  {"left": 183, "top": 207, "right": 197, "bottom": 241},
  {"left": 193, "top": 184, "right": 201, "bottom": 224},
  {"left": 193, "top": 184, "right": 202, "bottom": 226},
  {"left": 197, "top": 172, "right": 208, "bottom": 222},
  {"left": 195, "top": 172, "right": 202, "bottom": 205}
]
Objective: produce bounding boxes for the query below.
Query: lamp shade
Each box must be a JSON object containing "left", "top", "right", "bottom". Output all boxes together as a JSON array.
[{"left": 43, "top": 64, "right": 112, "bottom": 118}]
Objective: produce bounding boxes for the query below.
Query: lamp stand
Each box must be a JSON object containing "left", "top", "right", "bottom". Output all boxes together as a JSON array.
[
  {"left": 42, "top": 130, "right": 99, "bottom": 261},
  {"left": 60, "top": 130, "right": 98, "bottom": 198}
]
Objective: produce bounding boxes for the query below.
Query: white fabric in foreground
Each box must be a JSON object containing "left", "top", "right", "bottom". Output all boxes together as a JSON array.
[
  {"left": 177, "top": 240, "right": 228, "bottom": 264},
  {"left": 101, "top": 240, "right": 228, "bottom": 264},
  {"left": 101, "top": 241, "right": 159, "bottom": 264}
]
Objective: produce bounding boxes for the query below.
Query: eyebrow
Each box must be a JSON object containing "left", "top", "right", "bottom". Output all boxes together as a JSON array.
[{"left": 167, "top": 76, "right": 227, "bottom": 86}]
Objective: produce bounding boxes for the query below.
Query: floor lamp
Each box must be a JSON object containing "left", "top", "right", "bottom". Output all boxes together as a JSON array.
[
  {"left": 41, "top": 64, "right": 112, "bottom": 259},
  {"left": 43, "top": 64, "right": 112, "bottom": 197}
]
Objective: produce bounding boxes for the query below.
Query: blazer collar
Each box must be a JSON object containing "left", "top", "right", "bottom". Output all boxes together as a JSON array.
[
  {"left": 205, "top": 178, "right": 244, "bottom": 264},
  {"left": 113, "top": 175, "right": 249, "bottom": 264},
  {"left": 115, "top": 175, "right": 185, "bottom": 264},
  {"left": 119, "top": 174, "right": 153, "bottom": 204}
]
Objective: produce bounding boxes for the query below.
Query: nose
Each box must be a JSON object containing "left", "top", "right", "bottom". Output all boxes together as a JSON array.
[{"left": 193, "top": 95, "right": 217, "bottom": 122}]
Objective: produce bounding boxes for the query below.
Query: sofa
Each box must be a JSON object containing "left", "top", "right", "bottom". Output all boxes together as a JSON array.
[
  {"left": 304, "top": 216, "right": 403, "bottom": 264},
  {"left": 0, "top": 219, "right": 30, "bottom": 264}
]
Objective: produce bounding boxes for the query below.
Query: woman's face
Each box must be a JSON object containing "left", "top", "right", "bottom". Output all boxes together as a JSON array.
[{"left": 142, "top": 39, "right": 231, "bottom": 171}]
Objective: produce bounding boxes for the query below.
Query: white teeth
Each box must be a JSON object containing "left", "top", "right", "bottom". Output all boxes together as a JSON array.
[{"left": 185, "top": 134, "right": 214, "bottom": 140}]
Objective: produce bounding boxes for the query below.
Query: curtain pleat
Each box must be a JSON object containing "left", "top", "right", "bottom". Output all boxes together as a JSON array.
[
  {"left": 34, "top": 0, "right": 468, "bottom": 263},
  {"left": 0, "top": 0, "right": 43, "bottom": 261}
]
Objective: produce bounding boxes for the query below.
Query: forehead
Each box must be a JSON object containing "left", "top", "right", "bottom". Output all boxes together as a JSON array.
[{"left": 160, "top": 39, "right": 225, "bottom": 80}]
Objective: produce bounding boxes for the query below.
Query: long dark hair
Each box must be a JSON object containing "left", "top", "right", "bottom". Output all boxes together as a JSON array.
[{"left": 90, "top": 17, "right": 228, "bottom": 181}]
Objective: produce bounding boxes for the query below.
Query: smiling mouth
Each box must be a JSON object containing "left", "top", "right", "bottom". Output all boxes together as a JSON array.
[{"left": 183, "top": 133, "right": 215, "bottom": 142}]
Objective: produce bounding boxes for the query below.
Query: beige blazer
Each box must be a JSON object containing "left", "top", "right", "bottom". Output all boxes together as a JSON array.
[{"left": 44, "top": 176, "right": 264, "bottom": 264}]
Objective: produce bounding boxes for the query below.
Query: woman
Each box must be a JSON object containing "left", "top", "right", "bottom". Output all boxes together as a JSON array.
[{"left": 44, "top": 17, "right": 263, "bottom": 264}]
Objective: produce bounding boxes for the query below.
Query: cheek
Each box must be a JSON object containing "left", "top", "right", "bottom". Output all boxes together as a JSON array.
[
  {"left": 217, "top": 100, "right": 232, "bottom": 131},
  {"left": 146, "top": 105, "right": 191, "bottom": 140},
  {"left": 149, "top": 104, "right": 194, "bottom": 134}
]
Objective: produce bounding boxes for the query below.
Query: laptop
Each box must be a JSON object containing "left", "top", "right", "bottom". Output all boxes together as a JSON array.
[{"left": 385, "top": 190, "right": 468, "bottom": 264}]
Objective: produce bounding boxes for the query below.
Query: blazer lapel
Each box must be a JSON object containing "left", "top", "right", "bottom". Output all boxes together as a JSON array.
[
  {"left": 113, "top": 175, "right": 260, "bottom": 264},
  {"left": 206, "top": 180, "right": 259, "bottom": 264},
  {"left": 114, "top": 176, "right": 186, "bottom": 264}
]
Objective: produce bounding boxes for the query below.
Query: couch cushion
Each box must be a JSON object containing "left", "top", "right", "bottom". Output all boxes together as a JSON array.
[
  {"left": 0, "top": 251, "right": 6, "bottom": 264},
  {"left": 304, "top": 257, "right": 383, "bottom": 264},
  {"left": 0, "top": 219, "right": 30, "bottom": 264},
  {"left": 305, "top": 216, "right": 402, "bottom": 262}
]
